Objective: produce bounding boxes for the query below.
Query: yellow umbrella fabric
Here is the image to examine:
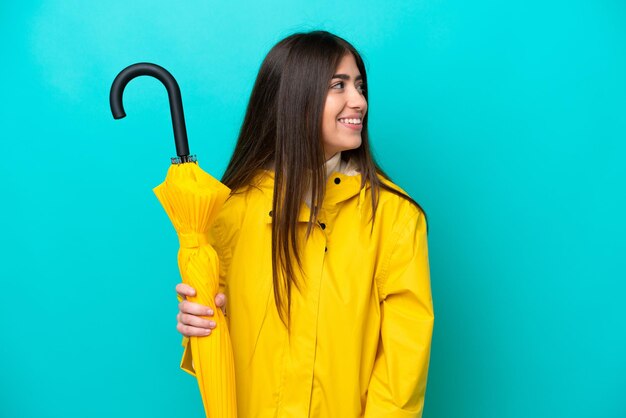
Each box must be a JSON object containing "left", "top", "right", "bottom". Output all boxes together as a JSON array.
[{"left": 153, "top": 160, "right": 236, "bottom": 418}]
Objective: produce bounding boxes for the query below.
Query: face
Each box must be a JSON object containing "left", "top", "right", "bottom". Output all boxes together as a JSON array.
[{"left": 321, "top": 53, "right": 368, "bottom": 160}]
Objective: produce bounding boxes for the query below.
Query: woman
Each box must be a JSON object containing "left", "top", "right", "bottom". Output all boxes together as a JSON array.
[{"left": 175, "top": 30, "right": 434, "bottom": 417}]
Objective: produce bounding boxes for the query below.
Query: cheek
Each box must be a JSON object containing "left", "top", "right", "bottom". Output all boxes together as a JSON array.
[
  {"left": 323, "top": 97, "right": 340, "bottom": 126},
  {"left": 322, "top": 111, "right": 336, "bottom": 134}
]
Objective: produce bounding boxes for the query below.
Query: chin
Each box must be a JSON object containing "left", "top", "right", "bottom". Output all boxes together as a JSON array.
[
  {"left": 341, "top": 137, "right": 362, "bottom": 150},
  {"left": 324, "top": 136, "right": 362, "bottom": 155},
  {"left": 344, "top": 138, "right": 362, "bottom": 151}
]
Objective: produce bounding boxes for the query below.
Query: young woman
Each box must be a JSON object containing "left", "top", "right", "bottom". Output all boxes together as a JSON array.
[{"left": 174, "top": 30, "right": 434, "bottom": 417}]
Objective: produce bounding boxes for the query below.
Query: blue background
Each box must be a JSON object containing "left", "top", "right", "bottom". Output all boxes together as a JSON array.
[{"left": 1, "top": 1, "right": 625, "bottom": 417}]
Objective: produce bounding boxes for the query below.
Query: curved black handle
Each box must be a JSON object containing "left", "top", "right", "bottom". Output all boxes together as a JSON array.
[{"left": 110, "top": 62, "right": 190, "bottom": 159}]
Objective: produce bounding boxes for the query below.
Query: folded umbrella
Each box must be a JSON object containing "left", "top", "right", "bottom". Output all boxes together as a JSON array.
[{"left": 110, "top": 62, "right": 237, "bottom": 418}]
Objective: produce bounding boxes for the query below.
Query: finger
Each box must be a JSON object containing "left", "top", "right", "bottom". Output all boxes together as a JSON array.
[
  {"left": 176, "top": 283, "right": 197, "bottom": 298},
  {"left": 177, "top": 322, "right": 212, "bottom": 337},
  {"left": 215, "top": 293, "right": 227, "bottom": 308},
  {"left": 180, "top": 313, "right": 217, "bottom": 330},
  {"left": 179, "top": 299, "right": 214, "bottom": 316}
]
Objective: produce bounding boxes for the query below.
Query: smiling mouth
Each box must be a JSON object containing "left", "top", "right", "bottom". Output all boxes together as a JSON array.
[
  {"left": 337, "top": 117, "right": 362, "bottom": 125},
  {"left": 338, "top": 119, "right": 362, "bottom": 130}
]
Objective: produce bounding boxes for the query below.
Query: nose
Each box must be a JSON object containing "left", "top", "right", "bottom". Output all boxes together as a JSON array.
[{"left": 347, "top": 85, "right": 367, "bottom": 113}]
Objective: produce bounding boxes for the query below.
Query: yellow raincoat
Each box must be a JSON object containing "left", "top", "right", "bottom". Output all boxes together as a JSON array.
[{"left": 180, "top": 154, "right": 434, "bottom": 417}]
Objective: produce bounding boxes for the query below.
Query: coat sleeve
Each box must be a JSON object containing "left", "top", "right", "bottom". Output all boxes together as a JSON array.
[
  {"left": 364, "top": 209, "right": 435, "bottom": 417},
  {"left": 178, "top": 214, "right": 231, "bottom": 376}
]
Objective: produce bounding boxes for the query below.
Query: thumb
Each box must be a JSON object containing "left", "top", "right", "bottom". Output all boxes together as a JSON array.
[{"left": 215, "top": 293, "right": 227, "bottom": 314}]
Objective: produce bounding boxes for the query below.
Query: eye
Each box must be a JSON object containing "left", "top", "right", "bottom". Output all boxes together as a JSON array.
[{"left": 330, "top": 81, "right": 367, "bottom": 94}]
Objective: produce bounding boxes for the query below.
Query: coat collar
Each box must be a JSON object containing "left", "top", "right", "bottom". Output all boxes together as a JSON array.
[{"left": 252, "top": 153, "right": 369, "bottom": 223}]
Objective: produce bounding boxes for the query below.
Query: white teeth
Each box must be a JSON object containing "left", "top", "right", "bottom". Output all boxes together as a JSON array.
[{"left": 339, "top": 118, "right": 361, "bottom": 125}]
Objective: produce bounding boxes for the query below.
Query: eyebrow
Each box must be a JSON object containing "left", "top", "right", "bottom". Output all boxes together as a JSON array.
[{"left": 331, "top": 73, "right": 363, "bottom": 81}]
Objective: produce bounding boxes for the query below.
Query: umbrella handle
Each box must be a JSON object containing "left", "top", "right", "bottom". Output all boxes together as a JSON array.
[{"left": 110, "top": 62, "right": 193, "bottom": 161}]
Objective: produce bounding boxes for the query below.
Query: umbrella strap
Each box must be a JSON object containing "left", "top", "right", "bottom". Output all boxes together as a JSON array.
[{"left": 177, "top": 231, "right": 210, "bottom": 248}]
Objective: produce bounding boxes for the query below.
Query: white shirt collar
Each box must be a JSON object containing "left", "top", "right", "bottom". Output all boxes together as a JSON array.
[
  {"left": 324, "top": 151, "right": 360, "bottom": 178},
  {"left": 324, "top": 152, "right": 343, "bottom": 178}
]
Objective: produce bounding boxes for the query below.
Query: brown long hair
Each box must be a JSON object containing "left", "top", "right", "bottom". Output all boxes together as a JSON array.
[{"left": 220, "top": 30, "right": 426, "bottom": 329}]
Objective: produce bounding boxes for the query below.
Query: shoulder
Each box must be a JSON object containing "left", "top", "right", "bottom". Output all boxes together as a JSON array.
[
  {"left": 373, "top": 173, "right": 426, "bottom": 229},
  {"left": 212, "top": 172, "right": 271, "bottom": 238}
]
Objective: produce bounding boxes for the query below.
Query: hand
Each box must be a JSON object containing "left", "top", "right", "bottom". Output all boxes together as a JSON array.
[{"left": 175, "top": 283, "right": 227, "bottom": 337}]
